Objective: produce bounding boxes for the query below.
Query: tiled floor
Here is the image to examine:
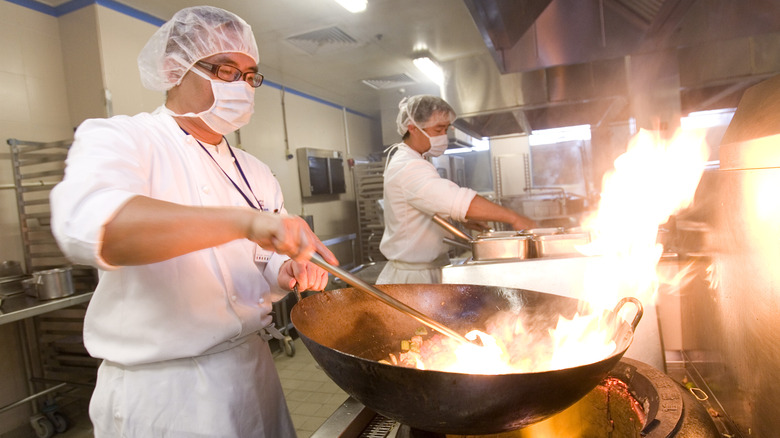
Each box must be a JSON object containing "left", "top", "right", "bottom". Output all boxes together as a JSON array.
[
  {"left": 274, "top": 341, "right": 349, "bottom": 437},
  {"left": 54, "top": 340, "right": 347, "bottom": 438}
]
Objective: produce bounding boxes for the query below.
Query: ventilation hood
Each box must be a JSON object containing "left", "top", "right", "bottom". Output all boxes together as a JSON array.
[
  {"left": 445, "top": 0, "right": 780, "bottom": 138},
  {"left": 443, "top": 52, "right": 630, "bottom": 138}
]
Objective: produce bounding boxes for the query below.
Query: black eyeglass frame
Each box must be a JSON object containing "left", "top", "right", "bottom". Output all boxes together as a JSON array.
[{"left": 195, "top": 60, "right": 264, "bottom": 88}]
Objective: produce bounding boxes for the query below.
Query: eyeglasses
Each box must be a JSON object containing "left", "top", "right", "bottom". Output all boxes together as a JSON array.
[{"left": 195, "top": 61, "right": 264, "bottom": 88}]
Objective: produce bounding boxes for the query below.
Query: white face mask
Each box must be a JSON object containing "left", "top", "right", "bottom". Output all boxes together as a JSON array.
[
  {"left": 165, "top": 67, "right": 255, "bottom": 135},
  {"left": 413, "top": 122, "right": 449, "bottom": 157}
]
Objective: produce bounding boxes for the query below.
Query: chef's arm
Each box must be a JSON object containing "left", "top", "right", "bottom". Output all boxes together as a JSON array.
[
  {"left": 465, "top": 195, "right": 537, "bottom": 231},
  {"left": 101, "top": 195, "right": 337, "bottom": 267}
]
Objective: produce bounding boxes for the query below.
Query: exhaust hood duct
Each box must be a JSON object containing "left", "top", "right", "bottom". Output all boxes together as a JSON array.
[
  {"left": 462, "top": 0, "right": 554, "bottom": 71},
  {"left": 443, "top": 52, "right": 629, "bottom": 138},
  {"left": 462, "top": 0, "right": 698, "bottom": 74},
  {"left": 445, "top": 0, "right": 780, "bottom": 137}
]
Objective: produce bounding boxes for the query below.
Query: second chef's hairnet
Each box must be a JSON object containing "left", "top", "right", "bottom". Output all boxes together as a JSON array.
[
  {"left": 137, "top": 6, "right": 259, "bottom": 91},
  {"left": 396, "top": 95, "right": 456, "bottom": 136}
]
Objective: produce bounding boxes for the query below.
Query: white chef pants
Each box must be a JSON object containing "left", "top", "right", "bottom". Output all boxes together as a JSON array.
[{"left": 89, "top": 335, "right": 295, "bottom": 438}]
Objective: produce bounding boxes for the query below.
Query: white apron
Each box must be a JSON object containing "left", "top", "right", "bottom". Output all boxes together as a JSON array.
[
  {"left": 375, "top": 253, "right": 451, "bottom": 284},
  {"left": 89, "top": 335, "right": 295, "bottom": 438}
]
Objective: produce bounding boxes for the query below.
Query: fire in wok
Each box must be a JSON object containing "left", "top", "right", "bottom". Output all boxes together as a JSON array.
[{"left": 291, "top": 284, "right": 642, "bottom": 435}]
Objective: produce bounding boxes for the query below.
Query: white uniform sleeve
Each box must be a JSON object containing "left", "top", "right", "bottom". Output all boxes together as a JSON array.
[
  {"left": 51, "top": 117, "right": 152, "bottom": 271},
  {"left": 261, "top": 208, "right": 291, "bottom": 293},
  {"left": 236, "top": 154, "right": 291, "bottom": 291},
  {"left": 394, "top": 156, "right": 476, "bottom": 221}
]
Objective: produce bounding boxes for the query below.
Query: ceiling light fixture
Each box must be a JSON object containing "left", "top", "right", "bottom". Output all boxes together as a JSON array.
[
  {"left": 334, "top": 0, "right": 367, "bottom": 13},
  {"left": 412, "top": 52, "right": 443, "bottom": 86}
]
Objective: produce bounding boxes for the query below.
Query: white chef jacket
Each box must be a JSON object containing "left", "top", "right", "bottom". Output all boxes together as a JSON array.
[
  {"left": 377, "top": 143, "right": 476, "bottom": 284},
  {"left": 50, "top": 107, "right": 295, "bottom": 437}
]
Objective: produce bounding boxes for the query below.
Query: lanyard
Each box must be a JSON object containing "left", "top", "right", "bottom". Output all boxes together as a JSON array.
[{"left": 182, "top": 129, "right": 265, "bottom": 211}]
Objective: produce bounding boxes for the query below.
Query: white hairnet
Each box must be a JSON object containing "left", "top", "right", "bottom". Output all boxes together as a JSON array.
[
  {"left": 138, "top": 6, "right": 259, "bottom": 91},
  {"left": 396, "top": 95, "right": 456, "bottom": 136}
]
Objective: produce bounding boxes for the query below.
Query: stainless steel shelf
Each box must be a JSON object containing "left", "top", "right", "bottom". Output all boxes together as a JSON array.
[{"left": 0, "top": 291, "right": 93, "bottom": 326}]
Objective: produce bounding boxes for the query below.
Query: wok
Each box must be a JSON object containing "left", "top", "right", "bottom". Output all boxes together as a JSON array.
[{"left": 291, "top": 284, "right": 642, "bottom": 435}]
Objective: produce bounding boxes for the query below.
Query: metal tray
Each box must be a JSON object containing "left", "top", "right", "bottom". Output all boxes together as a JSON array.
[
  {"left": 533, "top": 233, "right": 590, "bottom": 258},
  {"left": 472, "top": 235, "right": 532, "bottom": 261}
]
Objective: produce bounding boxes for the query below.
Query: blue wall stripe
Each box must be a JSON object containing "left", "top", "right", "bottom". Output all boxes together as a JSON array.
[
  {"left": 5, "top": 0, "right": 56, "bottom": 15},
  {"left": 264, "top": 80, "right": 371, "bottom": 118},
  {"left": 92, "top": 0, "right": 164, "bottom": 26},
  {"left": 4, "top": 0, "right": 373, "bottom": 120},
  {"left": 54, "top": 0, "right": 93, "bottom": 16}
]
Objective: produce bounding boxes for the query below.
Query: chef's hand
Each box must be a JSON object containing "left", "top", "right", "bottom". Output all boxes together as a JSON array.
[
  {"left": 246, "top": 212, "right": 338, "bottom": 265},
  {"left": 510, "top": 214, "right": 537, "bottom": 231},
  {"left": 463, "top": 220, "right": 491, "bottom": 233},
  {"left": 278, "top": 259, "right": 329, "bottom": 292}
]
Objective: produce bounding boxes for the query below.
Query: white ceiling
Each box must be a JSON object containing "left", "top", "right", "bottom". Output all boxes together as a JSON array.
[{"left": 46, "top": 0, "right": 489, "bottom": 118}]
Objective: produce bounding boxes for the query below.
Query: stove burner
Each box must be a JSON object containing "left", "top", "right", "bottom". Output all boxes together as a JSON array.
[
  {"left": 394, "top": 376, "right": 645, "bottom": 437},
  {"left": 314, "top": 358, "right": 721, "bottom": 438},
  {"left": 361, "top": 415, "right": 397, "bottom": 438}
]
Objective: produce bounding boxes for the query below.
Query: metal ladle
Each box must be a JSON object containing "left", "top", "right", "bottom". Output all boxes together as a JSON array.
[{"left": 308, "top": 253, "right": 476, "bottom": 345}]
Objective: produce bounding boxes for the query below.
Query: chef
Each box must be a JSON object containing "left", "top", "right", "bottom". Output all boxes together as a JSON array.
[
  {"left": 50, "top": 6, "right": 336, "bottom": 437},
  {"left": 377, "top": 95, "right": 535, "bottom": 284}
]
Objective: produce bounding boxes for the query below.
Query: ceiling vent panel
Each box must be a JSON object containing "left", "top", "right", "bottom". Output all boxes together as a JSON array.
[
  {"left": 610, "top": 0, "right": 666, "bottom": 25},
  {"left": 361, "top": 73, "right": 417, "bottom": 90},
  {"left": 285, "top": 26, "right": 360, "bottom": 55}
]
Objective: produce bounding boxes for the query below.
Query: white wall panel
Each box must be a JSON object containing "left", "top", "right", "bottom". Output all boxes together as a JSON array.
[
  {"left": 59, "top": 5, "right": 106, "bottom": 124},
  {"left": 96, "top": 6, "right": 162, "bottom": 117}
]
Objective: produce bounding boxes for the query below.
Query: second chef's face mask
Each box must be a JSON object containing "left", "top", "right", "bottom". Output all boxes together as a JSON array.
[
  {"left": 413, "top": 119, "right": 449, "bottom": 158},
  {"left": 419, "top": 129, "right": 449, "bottom": 157},
  {"left": 164, "top": 66, "right": 255, "bottom": 135}
]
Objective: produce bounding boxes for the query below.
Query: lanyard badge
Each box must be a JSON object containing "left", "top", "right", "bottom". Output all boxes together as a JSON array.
[{"left": 184, "top": 128, "right": 266, "bottom": 211}]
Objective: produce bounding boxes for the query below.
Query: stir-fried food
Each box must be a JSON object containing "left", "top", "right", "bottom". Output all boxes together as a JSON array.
[
  {"left": 379, "top": 327, "right": 441, "bottom": 369},
  {"left": 379, "top": 309, "right": 620, "bottom": 375}
]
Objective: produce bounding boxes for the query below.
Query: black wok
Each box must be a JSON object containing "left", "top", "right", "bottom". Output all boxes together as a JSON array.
[{"left": 291, "top": 284, "right": 641, "bottom": 435}]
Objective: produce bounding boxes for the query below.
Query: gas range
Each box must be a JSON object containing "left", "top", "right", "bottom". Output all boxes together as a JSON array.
[{"left": 312, "top": 358, "right": 723, "bottom": 438}]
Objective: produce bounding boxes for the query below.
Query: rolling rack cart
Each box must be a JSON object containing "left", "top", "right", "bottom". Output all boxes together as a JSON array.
[
  {"left": 1, "top": 138, "right": 98, "bottom": 438},
  {"left": 353, "top": 161, "right": 385, "bottom": 264}
]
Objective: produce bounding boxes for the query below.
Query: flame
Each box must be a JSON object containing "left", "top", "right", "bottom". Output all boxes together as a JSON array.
[
  {"left": 533, "top": 127, "right": 708, "bottom": 372},
  {"left": 548, "top": 313, "right": 617, "bottom": 371},
  {"left": 390, "top": 128, "right": 710, "bottom": 375},
  {"left": 394, "top": 310, "right": 620, "bottom": 374},
  {"left": 579, "top": 128, "right": 710, "bottom": 309}
]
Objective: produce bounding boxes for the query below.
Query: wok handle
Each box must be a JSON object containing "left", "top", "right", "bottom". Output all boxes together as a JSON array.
[
  {"left": 292, "top": 284, "right": 302, "bottom": 302},
  {"left": 432, "top": 214, "right": 472, "bottom": 242},
  {"left": 309, "top": 253, "right": 474, "bottom": 346},
  {"left": 443, "top": 237, "right": 471, "bottom": 250},
  {"left": 613, "top": 297, "right": 643, "bottom": 331}
]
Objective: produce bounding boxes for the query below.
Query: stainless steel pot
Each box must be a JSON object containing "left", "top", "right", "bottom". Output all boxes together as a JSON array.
[
  {"left": 24, "top": 267, "right": 75, "bottom": 300},
  {"left": 433, "top": 214, "right": 531, "bottom": 261}
]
